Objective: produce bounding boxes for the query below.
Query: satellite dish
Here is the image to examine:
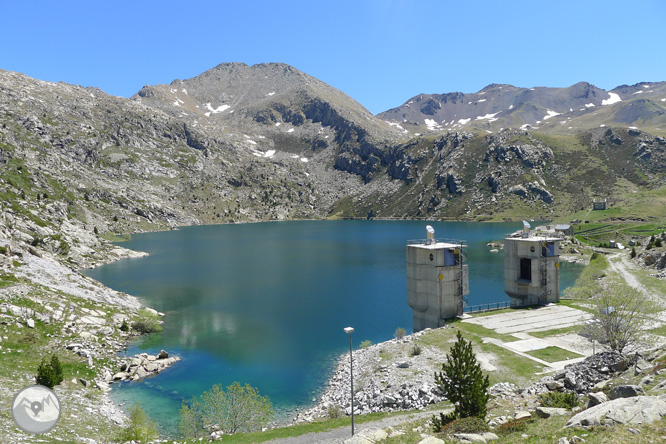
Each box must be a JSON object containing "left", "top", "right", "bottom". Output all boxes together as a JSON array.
[{"left": 523, "top": 221, "right": 531, "bottom": 229}]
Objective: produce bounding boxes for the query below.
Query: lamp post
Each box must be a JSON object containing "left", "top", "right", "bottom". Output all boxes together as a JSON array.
[{"left": 343, "top": 326, "right": 354, "bottom": 436}]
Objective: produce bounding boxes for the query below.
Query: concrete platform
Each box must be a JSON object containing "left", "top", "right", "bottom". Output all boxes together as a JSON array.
[
  {"left": 503, "top": 338, "right": 552, "bottom": 352},
  {"left": 462, "top": 304, "right": 594, "bottom": 371},
  {"left": 462, "top": 304, "right": 593, "bottom": 335}
]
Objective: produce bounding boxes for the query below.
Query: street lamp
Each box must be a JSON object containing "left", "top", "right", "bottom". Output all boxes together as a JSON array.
[{"left": 343, "top": 326, "right": 354, "bottom": 436}]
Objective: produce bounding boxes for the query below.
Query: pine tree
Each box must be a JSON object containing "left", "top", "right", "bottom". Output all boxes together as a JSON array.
[
  {"left": 35, "top": 354, "right": 64, "bottom": 389},
  {"left": 432, "top": 330, "right": 489, "bottom": 431}
]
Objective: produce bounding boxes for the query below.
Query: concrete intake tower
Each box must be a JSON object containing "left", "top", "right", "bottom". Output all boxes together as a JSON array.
[
  {"left": 504, "top": 222, "right": 561, "bottom": 306},
  {"left": 406, "top": 226, "right": 469, "bottom": 332}
]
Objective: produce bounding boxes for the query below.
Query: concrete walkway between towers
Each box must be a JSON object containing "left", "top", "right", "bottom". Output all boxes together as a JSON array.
[{"left": 461, "top": 304, "right": 595, "bottom": 371}]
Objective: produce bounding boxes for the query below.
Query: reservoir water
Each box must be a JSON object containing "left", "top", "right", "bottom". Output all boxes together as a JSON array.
[{"left": 84, "top": 220, "right": 583, "bottom": 434}]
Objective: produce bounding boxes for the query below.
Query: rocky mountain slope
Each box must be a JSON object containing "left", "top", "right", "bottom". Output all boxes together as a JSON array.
[
  {"left": 2, "top": 63, "right": 666, "bottom": 443},
  {"left": 378, "top": 81, "right": 666, "bottom": 135},
  {"left": 2, "top": 64, "right": 666, "bottom": 269}
]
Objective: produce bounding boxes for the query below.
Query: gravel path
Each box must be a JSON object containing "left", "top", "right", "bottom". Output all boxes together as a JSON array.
[
  {"left": 608, "top": 252, "right": 664, "bottom": 307},
  {"left": 263, "top": 408, "right": 451, "bottom": 444}
]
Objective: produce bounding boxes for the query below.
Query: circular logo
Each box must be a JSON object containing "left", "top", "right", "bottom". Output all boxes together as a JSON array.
[{"left": 11, "top": 385, "right": 61, "bottom": 434}]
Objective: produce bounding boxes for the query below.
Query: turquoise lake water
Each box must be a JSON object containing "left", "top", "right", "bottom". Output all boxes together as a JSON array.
[{"left": 84, "top": 220, "right": 583, "bottom": 434}]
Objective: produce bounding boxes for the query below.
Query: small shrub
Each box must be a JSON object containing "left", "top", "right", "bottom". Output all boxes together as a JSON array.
[
  {"left": 630, "top": 247, "right": 637, "bottom": 259},
  {"left": 119, "top": 319, "right": 129, "bottom": 332},
  {"left": 394, "top": 327, "right": 406, "bottom": 340},
  {"left": 327, "top": 405, "right": 344, "bottom": 419},
  {"left": 440, "top": 416, "right": 490, "bottom": 435},
  {"left": 36, "top": 354, "right": 64, "bottom": 389},
  {"left": 359, "top": 340, "right": 372, "bottom": 349},
  {"left": 179, "top": 382, "right": 273, "bottom": 435},
  {"left": 656, "top": 238, "right": 663, "bottom": 248},
  {"left": 539, "top": 391, "right": 579, "bottom": 409},
  {"left": 116, "top": 403, "right": 159, "bottom": 442},
  {"left": 409, "top": 343, "right": 422, "bottom": 356},
  {"left": 497, "top": 417, "right": 533, "bottom": 434},
  {"left": 432, "top": 411, "right": 456, "bottom": 432},
  {"left": 132, "top": 308, "right": 162, "bottom": 334}
]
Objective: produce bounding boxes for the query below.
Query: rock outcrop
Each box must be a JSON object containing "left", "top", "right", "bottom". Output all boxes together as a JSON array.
[{"left": 566, "top": 395, "right": 666, "bottom": 428}]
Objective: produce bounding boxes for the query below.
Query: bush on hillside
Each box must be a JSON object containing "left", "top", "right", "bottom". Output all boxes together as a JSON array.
[
  {"left": 36, "top": 354, "right": 64, "bottom": 389},
  {"left": 327, "top": 404, "right": 344, "bottom": 419},
  {"left": 116, "top": 403, "right": 159, "bottom": 443},
  {"left": 132, "top": 308, "right": 162, "bottom": 334},
  {"left": 538, "top": 391, "right": 579, "bottom": 409},
  {"left": 394, "top": 327, "right": 406, "bottom": 340},
  {"left": 439, "top": 416, "right": 490, "bottom": 435},
  {"left": 497, "top": 417, "right": 533, "bottom": 434},
  {"left": 179, "top": 382, "right": 273, "bottom": 437}
]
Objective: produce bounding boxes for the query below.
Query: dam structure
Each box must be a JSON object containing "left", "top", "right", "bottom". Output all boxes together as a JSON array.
[
  {"left": 504, "top": 222, "right": 561, "bottom": 306},
  {"left": 406, "top": 226, "right": 469, "bottom": 332}
]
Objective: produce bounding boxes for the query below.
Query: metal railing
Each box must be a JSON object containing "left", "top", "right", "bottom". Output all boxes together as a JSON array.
[
  {"left": 463, "top": 301, "right": 515, "bottom": 313},
  {"left": 463, "top": 297, "right": 546, "bottom": 314}
]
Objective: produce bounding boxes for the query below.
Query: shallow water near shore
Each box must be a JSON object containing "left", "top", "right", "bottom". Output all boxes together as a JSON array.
[{"left": 85, "top": 220, "right": 583, "bottom": 435}]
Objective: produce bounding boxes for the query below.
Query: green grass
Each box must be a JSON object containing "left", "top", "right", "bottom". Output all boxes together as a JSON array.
[
  {"left": 100, "top": 232, "right": 132, "bottom": 242},
  {"left": 648, "top": 325, "right": 666, "bottom": 337},
  {"left": 477, "top": 342, "right": 545, "bottom": 385},
  {"left": 631, "top": 266, "right": 666, "bottom": 296},
  {"left": 559, "top": 299, "right": 596, "bottom": 314},
  {"left": 414, "top": 319, "right": 543, "bottom": 385},
  {"left": 454, "top": 321, "right": 521, "bottom": 343},
  {"left": 525, "top": 346, "right": 583, "bottom": 363},
  {"left": 528, "top": 325, "right": 581, "bottom": 338},
  {"left": 0, "top": 272, "right": 21, "bottom": 288}
]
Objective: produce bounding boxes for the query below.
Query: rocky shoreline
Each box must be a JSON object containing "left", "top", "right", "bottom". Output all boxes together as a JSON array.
[
  {"left": 0, "top": 236, "right": 181, "bottom": 441},
  {"left": 295, "top": 329, "right": 451, "bottom": 423}
]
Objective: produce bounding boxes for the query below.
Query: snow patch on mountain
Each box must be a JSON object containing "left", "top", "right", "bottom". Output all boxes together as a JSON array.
[
  {"left": 206, "top": 103, "right": 230, "bottom": 113},
  {"left": 476, "top": 112, "right": 500, "bottom": 122},
  {"left": 424, "top": 119, "right": 442, "bottom": 130},
  {"left": 602, "top": 92, "right": 622, "bottom": 106}
]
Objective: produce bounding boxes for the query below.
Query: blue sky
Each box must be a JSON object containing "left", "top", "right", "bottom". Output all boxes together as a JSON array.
[{"left": 2, "top": 0, "right": 665, "bottom": 115}]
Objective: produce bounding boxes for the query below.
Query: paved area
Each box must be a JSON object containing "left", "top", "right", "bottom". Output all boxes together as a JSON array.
[
  {"left": 462, "top": 304, "right": 595, "bottom": 370},
  {"left": 263, "top": 408, "right": 452, "bottom": 444},
  {"left": 462, "top": 304, "right": 593, "bottom": 335}
]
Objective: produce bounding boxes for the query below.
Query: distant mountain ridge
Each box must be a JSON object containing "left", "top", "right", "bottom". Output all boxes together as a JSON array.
[
  {"left": 377, "top": 81, "right": 666, "bottom": 134},
  {"left": 1, "top": 63, "right": 666, "bottom": 269}
]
